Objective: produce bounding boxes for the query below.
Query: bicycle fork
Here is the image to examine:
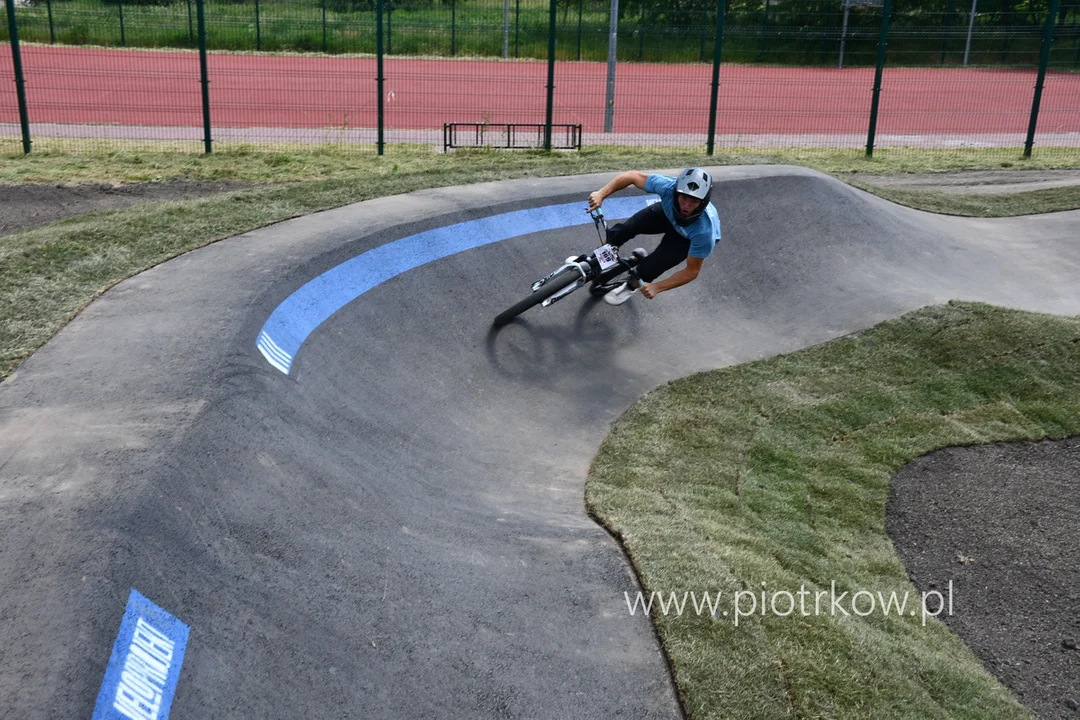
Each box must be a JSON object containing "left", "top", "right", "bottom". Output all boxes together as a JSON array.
[
  {"left": 531, "top": 260, "right": 589, "bottom": 308},
  {"left": 531, "top": 260, "right": 586, "bottom": 293},
  {"left": 540, "top": 279, "right": 582, "bottom": 308}
]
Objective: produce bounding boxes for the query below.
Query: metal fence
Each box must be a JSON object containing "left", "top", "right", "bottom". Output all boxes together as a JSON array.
[{"left": 2, "top": 0, "right": 1079, "bottom": 156}]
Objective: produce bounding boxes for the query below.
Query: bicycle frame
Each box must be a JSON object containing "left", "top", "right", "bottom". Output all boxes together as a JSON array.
[
  {"left": 531, "top": 208, "right": 642, "bottom": 303},
  {"left": 492, "top": 207, "right": 648, "bottom": 326}
]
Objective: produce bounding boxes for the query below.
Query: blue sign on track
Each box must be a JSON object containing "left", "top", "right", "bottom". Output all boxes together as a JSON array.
[{"left": 92, "top": 589, "right": 190, "bottom": 720}]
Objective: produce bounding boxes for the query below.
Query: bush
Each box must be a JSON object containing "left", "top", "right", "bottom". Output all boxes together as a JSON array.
[
  {"left": 327, "top": 0, "right": 374, "bottom": 12},
  {"left": 100, "top": 0, "right": 178, "bottom": 6}
]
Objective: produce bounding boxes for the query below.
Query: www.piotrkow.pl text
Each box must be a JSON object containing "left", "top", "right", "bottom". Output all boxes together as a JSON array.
[{"left": 625, "top": 581, "right": 955, "bottom": 626}]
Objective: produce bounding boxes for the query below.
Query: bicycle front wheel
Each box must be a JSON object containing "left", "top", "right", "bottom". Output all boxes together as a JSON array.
[{"left": 493, "top": 270, "right": 579, "bottom": 327}]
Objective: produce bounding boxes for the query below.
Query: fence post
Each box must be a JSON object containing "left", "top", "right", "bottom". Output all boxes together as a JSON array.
[
  {"left": 818, "top": 0, "right": 828, "bottom": 64},
  {"left": 119, "top": 0, "right": 126, "bottom": 47},
  {"left": 451, "top": 0, "right": 456, "bottom": 56},
  {"left": 46, "top": 0, "right": 55, "bottom": 44},
  {"left": 839, "top": 0, "right": 850, "bottom": 68},
  {"left": 255, "top": 0, "right": 261, "bottom": 51},
  {"left": 1074, "top": 12, "right": 1079, "bottom": 66},
  {"left": 196, "top": 0, "right": 211, "bottom": 153},
  {"left": 322, "top": 0, "right": 327, "bottom": 52},
  {"left": 756, "top": 0, "right": 770, "bottom": 61},
  {"left": 866, "top": 0, "right": 891, "bottom": 157},
  {"left": 514, "top": 0, "right": 520, "bottom": 57},
  {"left": 604, "top": 0, "right": 618, "bottom": 132},
  {"left": 544, "top": 0, "right": 556, "bottom": 150},
  {"left": 377, "top": 0, "right": 385, "bottom": 155},
  {"left": 576, "top": 0, "right": 583, "bottom": 60},
  {"left": 4, "top": 0, "right": 31, "bottom": 154},
  {"left": 962, "top": 0, "right": 977, "bottom": 66},
  {"left": 187, "top": 0, "right": 194, "bottom": 45},
  {"left": 1000, "top": 0, "right": 1010, "bottom": 62},
  {"left": 1075, "top": 14, "right": 1079, "bottom": 66},
  {"left": 1024, "top": 0, "right": 1060, "bottom": 158},
  {"left": 706, "top": 0, "right": 726, "bottom": 155},
  {"left": 940, "top": 0, "right": 954, "bottom": 64},
  {"left": 638, "top": 2, "right": 644, "bottom": 60},
  {"left": 699, "top": 2, "right": 707, "bottom": 62}
]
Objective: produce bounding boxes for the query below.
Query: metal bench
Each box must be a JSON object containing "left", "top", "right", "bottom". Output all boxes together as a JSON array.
[{"left": 443, "top": 123, "right": 582, "bottom": 152}]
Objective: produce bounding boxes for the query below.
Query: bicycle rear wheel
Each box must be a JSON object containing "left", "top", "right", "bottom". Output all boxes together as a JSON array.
[{"left": 493, "top": 270, "right": 578, "bottom": 327}]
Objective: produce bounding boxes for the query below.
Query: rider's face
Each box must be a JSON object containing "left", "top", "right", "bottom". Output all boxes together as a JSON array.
[{"left": 677, "top": 193, "right": 704, "bottom": 217}]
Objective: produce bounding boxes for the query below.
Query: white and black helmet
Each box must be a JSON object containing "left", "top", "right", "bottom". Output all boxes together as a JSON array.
[{"left": 673, "top": 168, "right": 712, "bottom": 226}]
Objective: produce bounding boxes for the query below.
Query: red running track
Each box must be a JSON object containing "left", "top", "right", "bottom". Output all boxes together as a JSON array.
[{"left": 1, "top": 45, "right": 1078, "bottom": 136}]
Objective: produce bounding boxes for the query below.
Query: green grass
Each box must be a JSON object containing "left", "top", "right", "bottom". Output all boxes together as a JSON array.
[
  {"left": 2, "top": 143, "right": 1080, "bottom": 381},
  {"left": 4, "top": 141, "right": 1080, "bottom": 185},
  {"left": 4, "top": 0, "right": 1074, "bottom": 66},
  {"left": 847, "top": 181, "right": 1080, "bottom": 216},
  {"left": 586, "top": 301, "right": 1080, "bottom": 718}
]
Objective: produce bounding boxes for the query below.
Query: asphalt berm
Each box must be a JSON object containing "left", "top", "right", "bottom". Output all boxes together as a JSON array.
[{"left": 0, "top": 166, "right": 1077, "bottom": 717}]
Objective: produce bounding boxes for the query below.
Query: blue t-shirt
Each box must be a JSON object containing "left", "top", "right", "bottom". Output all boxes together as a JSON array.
[{"left": 644, "top": 174, "right": 722, "bottom": 259}]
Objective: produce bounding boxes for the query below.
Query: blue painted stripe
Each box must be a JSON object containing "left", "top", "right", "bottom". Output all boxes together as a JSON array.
[
  {"left": 257, "top": 331, "right": 292, "bottom": 373},
  {"left": 92, "top": 589, "right": 190, "bottom": 720},
  {"left": 256, "top": 197, "right": 650, "bottom": 374}
]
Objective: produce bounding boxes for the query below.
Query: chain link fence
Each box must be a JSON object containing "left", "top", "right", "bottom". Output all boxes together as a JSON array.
[{"left": 3, "top": 0, "right": 1079, "bottom": 156}]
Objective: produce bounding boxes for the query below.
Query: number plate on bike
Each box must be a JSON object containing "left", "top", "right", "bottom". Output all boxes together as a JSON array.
[{"left": 594, "top": 244, "right": 619, "bottom": 270}]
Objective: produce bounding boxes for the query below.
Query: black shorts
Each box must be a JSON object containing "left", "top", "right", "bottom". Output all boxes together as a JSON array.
[{"left": 605, "top": 203, "right": 693, "bottom": 283}]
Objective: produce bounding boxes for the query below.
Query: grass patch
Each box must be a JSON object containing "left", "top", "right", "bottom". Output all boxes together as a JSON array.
[
  {"left": 586, "top": 301, "right": 1080, "bottom": 719},
  {"left": 846, "top": 181, "right": 1080, "bottom": 217},
  {"left": 2, "top": 143, "right": 1080, "bottom": 380},
  {"left": 3, "top": 142, "right": 1080, "bottom": 185}
]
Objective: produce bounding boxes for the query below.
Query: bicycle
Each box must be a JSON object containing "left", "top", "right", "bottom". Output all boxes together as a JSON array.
[{"left": 492, "top": 207, "right": 649, "bottom": 327}]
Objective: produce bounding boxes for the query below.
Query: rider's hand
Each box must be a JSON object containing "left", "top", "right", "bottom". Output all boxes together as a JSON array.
[
  {"left": 639, "top": 283, "right": 658, "bottom": 300},
  {"left": 587, "top": 191, "right": 605, "bottom": 211}
]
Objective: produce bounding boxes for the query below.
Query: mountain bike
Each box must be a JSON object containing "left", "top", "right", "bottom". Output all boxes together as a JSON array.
[{"left": 492, "top": 208, "right": 649, "bottom": 327}]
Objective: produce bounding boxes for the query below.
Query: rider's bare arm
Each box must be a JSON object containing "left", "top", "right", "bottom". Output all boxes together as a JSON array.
[
  {"left": 641, "top": 256, "right": 703, "bottom": 299},
  {"left": 588, "top": 171, "right": 648, "bottom": 211}
]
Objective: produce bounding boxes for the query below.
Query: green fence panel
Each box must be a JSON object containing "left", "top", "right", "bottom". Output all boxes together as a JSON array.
[{"left": 1, "top": 0, "right": 1076, "bottom": 157}]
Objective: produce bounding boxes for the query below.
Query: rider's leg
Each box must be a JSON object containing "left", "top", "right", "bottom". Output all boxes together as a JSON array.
[
  {"left": 603, "top": 206, "right": 686, "bottom": 305},
  {"left": 606, "top": 203, "right": 669, "bottom": 248},
  {"left": 632, "top": 231, "right": 691, "bottom": 285}
]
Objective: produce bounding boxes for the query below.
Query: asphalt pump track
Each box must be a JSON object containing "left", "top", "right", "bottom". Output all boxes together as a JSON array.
[{"left": 1, "top": 166, "right": 1078, "bottom": 718}]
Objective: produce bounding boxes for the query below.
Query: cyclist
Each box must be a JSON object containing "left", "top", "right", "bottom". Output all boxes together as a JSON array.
[{"left": 586, "top": 168, "right": 721, "bottom": 305}]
